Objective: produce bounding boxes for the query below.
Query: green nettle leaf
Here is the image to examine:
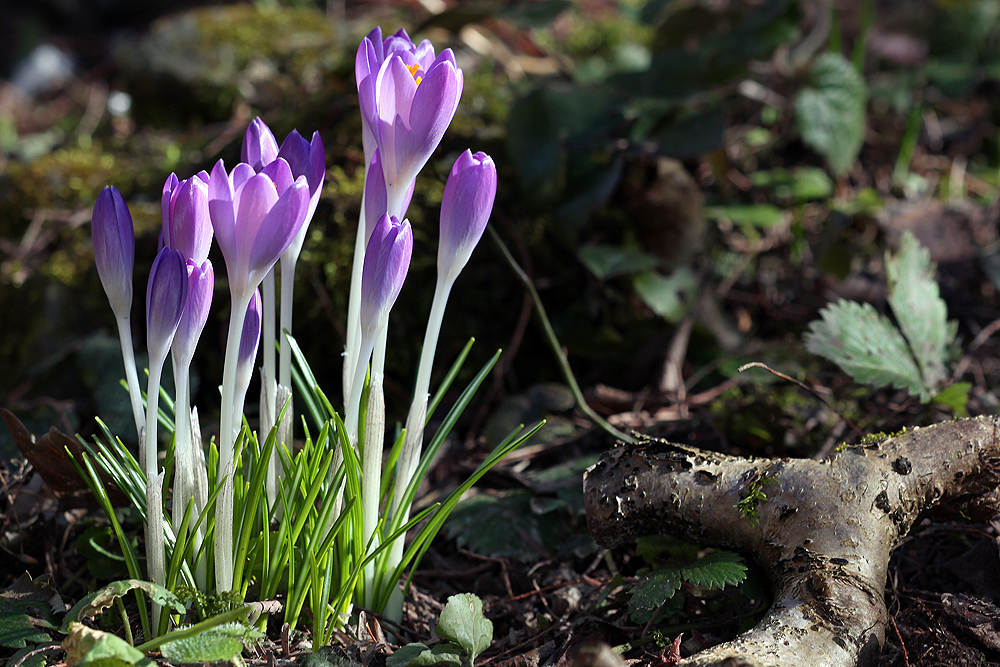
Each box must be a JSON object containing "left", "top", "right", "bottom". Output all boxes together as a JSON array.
[
  {"left": 629, "top": 569, "right": 682, "bottom": 621},
  {"left": 804, "top": 300, "right": 928, "bottom": 399},
  {"left": 434, "top": 594, "right": 493, "bottom": 663},
  {"left": 64, "top": 580, "right": 184, "bottom": 629},
  {"left": 386, "top": 643, "right": 463, "bottom": 667},
  {"left": 578, "top": 245, "right": 661, "bottom": 280},
  {"left": 160, "top": 623, "right": 261, "bottom": 664},
  {"left": 886, "top": 232, "right": 955, "bottom": 390},
  {"left": 632, "top": 268, "right": 698, "bottom": 322},
  {"left": 674, "top": 551, "right": 747, "bottom": 589},
  {"left": 794, "top": 52, "right": 867, "bottom": 175},
  {"left": 629, "top": 552, "right": 747, "bottom": 623}
]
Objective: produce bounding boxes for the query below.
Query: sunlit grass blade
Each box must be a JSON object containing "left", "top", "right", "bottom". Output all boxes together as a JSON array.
[{"left": 427, "top": 337, "right": 474, "bottom": 422}]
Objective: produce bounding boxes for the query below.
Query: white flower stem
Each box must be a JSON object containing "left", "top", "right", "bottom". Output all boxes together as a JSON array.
[
  {"left": 279, "top": 254, "right": 297, "bottom": 390},
  {"left": 215, "top": 291, "right": 252, "bottom": 594},
  {"left": 344, "top": 197, "right": 368, "bottom": 401},
  {"left": 143, "top": 352, "right": 167, "bottom": 631},
  {"left": 171, "top": 355, "right": 192, "bottom": 536},
  {"left": 261, "top": 269, "right": 277, "bottom": 507},
  {"left": 384, "top": 276, "right": 454, "bottom": 622},
  {"left": 115, "top": 315, "right": 144, "bottom": 445},
  {"left": 360, "top": 372, "right": 384, "bottom": 607}
]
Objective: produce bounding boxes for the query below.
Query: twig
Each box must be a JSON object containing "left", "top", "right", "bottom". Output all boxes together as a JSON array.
[
  {"left": 738, "top": 361, "right": 860, "bottom": 435},
  {"left": 488, "top": 227, "right": 635, "bottom": 444}
]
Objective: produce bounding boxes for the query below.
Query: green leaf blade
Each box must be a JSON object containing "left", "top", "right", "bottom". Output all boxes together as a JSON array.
[
  {"left": 886, "top": 232, "right": 953, "bottom": 391},
  {"left": 434, "top": 594, "right": 493, "bottom": 663},
  {"left": 794, "top": 52, "right": 867, "bottom": 174},
  {"left": 804, "top": 299, "right": 927, "bottom": 399}
]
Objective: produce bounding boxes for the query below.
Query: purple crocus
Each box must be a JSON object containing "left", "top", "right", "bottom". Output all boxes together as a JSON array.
[
  {"left": 161, "top": 172, "right": 213, "bottom": 265},
  {"left": 360, "top": 213, "right": 413, "bottom": 339},
  {"left": 92, "top": 186, "right": 135, "bottom": 320},
  {"left": 242, "top": 118, "right": 279, "bottom": 172},
  {"left": 207, "top": 158, "right": 310, "bottom": 300},
  {"left": 278, "top": 129, "right": 325, "bottom": 227},
  {"left": 171, "top": 259, "right": 214, "bottom": 368},
  {"left": 146, "top": 248, "right": 189, "bottom": 365},
  {"left": 363, "top": 148, "right": 416, "bottom": 243},
  {"left": 234, "top": 289, "right": 262, "bottom": 402},
  {"left": 356, "top": 30, "right": 463, "bottom": 218},
  {"left": 438, "top": 150, "right": 497, "bottom": 283}
]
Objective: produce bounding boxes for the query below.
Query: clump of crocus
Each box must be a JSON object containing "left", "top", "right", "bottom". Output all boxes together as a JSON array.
[
  {"left": 384, "top": 150, "right": 497, "bottom": 618},
  {"left": 91, "top": 186, "right": 143, "bottom": 441},
  {"left": 345, "top": 28, "right": 463, "bottom": 403}
]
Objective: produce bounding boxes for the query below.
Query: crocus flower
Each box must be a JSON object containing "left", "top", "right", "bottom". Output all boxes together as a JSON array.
[
  {"left": 171, "top": 260, "right": 214, "bottom": 368},
  {"left": 438, "top": 150, "right": 497, "bottom": 283},
  {"left": 364, "top": 149, "right": 415, "bottom": 242},
  {"left": 234, "top": 289, "right": 262, "bottom": 418},
  {"left": 242, "top": 118, "right": 279, "bottom": 172},
  {"left": 92, "top": 186, "right": 134, "bottom": 320},
  {"left": 359, "top": 213, "right": 413, "bottom": 340},
  {"left": 278, "top": 129, "right": 326, "bottom": 230},
  {"left": 356, "top": 31, "right": 463, "bottom": 218},
  {"left": 207, "top": 158, "right": 310, "bottom": 300},
  {"left": 146, "top": 248, "right": 188, "bottom": 369},
  {"left": 161, "top": 172, "right": 213, "bottom": 265}
]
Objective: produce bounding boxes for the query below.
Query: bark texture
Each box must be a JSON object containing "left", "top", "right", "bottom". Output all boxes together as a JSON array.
[{"left": 583, "top": 416, "right": 1000, "bottom": 667}]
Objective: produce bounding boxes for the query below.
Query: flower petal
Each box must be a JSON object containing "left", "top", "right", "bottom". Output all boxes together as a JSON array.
[
  {"left": 242, "top": 118, "right": 278, "bottom": 171},
  {"left": 92, "top": 186, "right": 135, "bottom": 319},
  {"left": 247, "top": 176, "right": 309, "bottom": 285}
]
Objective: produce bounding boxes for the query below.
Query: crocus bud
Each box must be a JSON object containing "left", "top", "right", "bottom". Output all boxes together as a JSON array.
[
  {"left": 438, "top": 150, "right": 497, "bottom": 283},
  {"left": 360, "top": 214, "right": 412, "bottom": 339},
  {"left": 278, "top": 129, "right": 325, "bottom": 221},
  {"left": 92, "top": 186, "right": 135, "bottom": 320},
  {"left": 242, "top": 118, "right": 279, "bottom": 172},
  {"left": 364, "top": 149, "right": 415, "bottom": 243},
  {"left": 208, "top": 158, "right": 310, "bottom": 299},
  {"left": 235, "top": 289, "right": 262, "bottom": 394},
  {"left": 146, "top": 248, "right": 188, "bottom": 365},
  {"left": 161, "top": 172, "right": 213, "bottom": 264},
  {"left": 171, "top": 259, "right": 214, "bottom": 368}
]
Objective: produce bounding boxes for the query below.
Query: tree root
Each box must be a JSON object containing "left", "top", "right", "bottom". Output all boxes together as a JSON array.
[{"left": 583, "top": 416, "right": 1000, "bottom": 667}]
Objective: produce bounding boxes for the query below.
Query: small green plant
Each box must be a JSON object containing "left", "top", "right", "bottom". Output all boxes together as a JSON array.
[
  {"left": 388, "top": 593, "right": 493, "bottom": 667},
  {"left": 624, "top": 536, "right": 748, "bottom": 625},
  {"left": 805, "top": 232, "right": 968, "bottom": 414},
  {"left": 735, "top": 474, "right": 778, "bottom": 524}
]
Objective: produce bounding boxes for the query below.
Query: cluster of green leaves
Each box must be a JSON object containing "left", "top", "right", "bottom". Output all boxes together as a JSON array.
[
  {"left": 805, "top": 232, "right": 967, "bottom": 413},
  {"left": 69, "top": 335, "right": 541, "bottom": 644},
  {"left": 612, "top": 535, "right": 751, "bottom": 627},
  {"left": 0, "top": 575, "right": 262, "bottom": 667},
  {"left": 388, "top": 594, "right": 493, "bottom": 667}
]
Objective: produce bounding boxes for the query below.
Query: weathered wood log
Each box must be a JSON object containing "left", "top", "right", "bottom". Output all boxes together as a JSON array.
[{"left": 583, "top": 416, "right": 1000, "bottom": 667}]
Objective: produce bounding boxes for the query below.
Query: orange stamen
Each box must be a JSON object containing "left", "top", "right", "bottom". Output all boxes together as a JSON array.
[{"left": 406, "top": 63, "right": 422, "bottom": 86}]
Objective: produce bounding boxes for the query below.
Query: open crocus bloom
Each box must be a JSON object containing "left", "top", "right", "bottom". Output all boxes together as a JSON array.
[
  {"left": 161, "top": 171, "right": 213, "bottom": 265},
  {"left": 356, "top": 31, "right": 463, "bottom": 218},
  {"left": 207, "top": 158, "right": 310, "bottom": 300}
]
